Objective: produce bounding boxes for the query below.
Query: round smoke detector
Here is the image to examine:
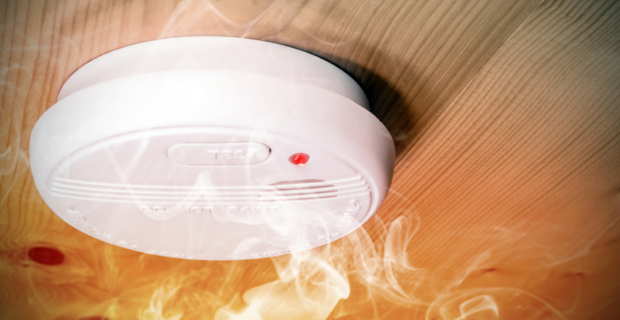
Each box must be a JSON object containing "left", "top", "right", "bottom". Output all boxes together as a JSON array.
[{"left": 30, "top": 37, "right": 395, "bottom": 260}]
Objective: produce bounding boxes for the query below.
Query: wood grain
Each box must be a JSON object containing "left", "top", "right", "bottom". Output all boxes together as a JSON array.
[{"left": 1, "top": 0, "right": 619, "bottom": 319}]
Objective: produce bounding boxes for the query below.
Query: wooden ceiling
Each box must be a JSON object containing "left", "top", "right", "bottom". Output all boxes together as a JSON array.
[{"left": 1, "top": 0, "right": 619, "bottom": 319}]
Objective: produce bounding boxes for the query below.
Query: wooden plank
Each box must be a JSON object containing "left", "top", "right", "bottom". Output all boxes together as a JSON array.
[
  {"left": 1, "top": 0, "right": 619, "bottom": 319},
  {"left": 386, "top": 0, "right": 620, "bottom": 319}
]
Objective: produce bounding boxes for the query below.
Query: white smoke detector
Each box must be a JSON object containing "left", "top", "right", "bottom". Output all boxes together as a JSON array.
[{"left": 30, "top": 37, "right": 394, "bottom": 260}]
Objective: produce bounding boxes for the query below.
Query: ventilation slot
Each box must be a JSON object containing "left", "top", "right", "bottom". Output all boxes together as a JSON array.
[
  {"left": 50, "top": 176, "right": 369, "bottom": 204},
  {"left": 259, "top": 179, "right": 336, "bottom": 201},
  {"left": 258, "top": 177, "right": 369, "bottom": 202}
]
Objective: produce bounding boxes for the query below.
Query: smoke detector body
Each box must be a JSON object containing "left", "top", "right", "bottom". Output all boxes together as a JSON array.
[{"left": 30, "top": 37, "right": 394, "bottom": 260}]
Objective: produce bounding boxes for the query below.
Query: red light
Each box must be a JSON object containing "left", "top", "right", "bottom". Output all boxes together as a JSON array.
[{"left": 289, "top": 153, "right": 310, "bottom": 166}]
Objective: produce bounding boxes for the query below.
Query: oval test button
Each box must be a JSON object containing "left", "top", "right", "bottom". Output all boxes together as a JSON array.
[{"left": 167, "top": 142, "right": 270, "bottom": 166}]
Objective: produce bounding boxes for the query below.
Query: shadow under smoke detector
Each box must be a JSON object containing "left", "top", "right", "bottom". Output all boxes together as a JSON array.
[
  {"left": 345, "top": 62, "right": 419, "bottom": 161},
  {"left": 305, "top": 52, "right": 420, "bottom": 162}
]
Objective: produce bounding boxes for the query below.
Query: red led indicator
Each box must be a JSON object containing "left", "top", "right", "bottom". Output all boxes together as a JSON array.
[{"left": 289, "top": 153, "right": 310, "bottom": 166}]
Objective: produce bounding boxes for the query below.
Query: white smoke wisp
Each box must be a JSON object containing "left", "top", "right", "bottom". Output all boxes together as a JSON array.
[
  {"left": 214, "top": 247, "right": 350, "bottom": 320},
  {"left": 139, "top": 277, "right": 184, "bottom": 320},
  {"left": 213, "top": 192, "right": 428, "bottom": 320},
  {"left": 426, "top": 288, "right": 567, "bottom": 320}
]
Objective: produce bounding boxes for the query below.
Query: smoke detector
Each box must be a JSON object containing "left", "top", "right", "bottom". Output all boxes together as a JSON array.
[{"left": 30, "top": 37, "right": 395, "bottom": 260}]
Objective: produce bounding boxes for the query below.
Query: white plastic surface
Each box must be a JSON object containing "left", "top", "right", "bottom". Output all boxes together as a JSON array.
[{"left": 30, "top": 37, "right": 395, "bottom": 260}]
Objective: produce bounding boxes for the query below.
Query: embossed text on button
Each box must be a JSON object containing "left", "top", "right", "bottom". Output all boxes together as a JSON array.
[{"left": 167, "top": 142, "right": 270, "bottom": 166}]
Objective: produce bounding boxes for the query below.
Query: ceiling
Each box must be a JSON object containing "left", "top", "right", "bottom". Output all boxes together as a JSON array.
[{"left": 1, "top": 0, "right": 619, "bottom": 319}]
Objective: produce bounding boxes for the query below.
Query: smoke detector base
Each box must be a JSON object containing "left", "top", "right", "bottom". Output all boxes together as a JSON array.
[{"left": 30, "top": 37, "right": 395, "bottom": 260}]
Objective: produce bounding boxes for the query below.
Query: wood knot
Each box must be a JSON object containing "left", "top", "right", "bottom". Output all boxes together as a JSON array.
[{"left": 28, "top": 247, "right": 65, "bottom": 266}]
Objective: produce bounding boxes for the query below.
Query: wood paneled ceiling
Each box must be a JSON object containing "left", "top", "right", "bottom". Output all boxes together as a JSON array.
[{"left": 1, "top": 0, "right": 619, "bottom": 319}]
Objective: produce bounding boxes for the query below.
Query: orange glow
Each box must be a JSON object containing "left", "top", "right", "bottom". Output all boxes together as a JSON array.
[
  {"left": 4, "top": 190, "right": 598, "bottom": 319},
  {"left": 2, "top": 0, "right": 620, "bottom": 318}
]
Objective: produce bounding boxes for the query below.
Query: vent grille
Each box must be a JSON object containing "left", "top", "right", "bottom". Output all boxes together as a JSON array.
[
  {"left": 259, "top": 179, "right": 337, "bottom": 201},
  {"left": 51, "top": 176, "right": 369, "bottom": 204}
]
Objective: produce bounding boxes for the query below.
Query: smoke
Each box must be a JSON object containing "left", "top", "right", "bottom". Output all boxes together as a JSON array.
[
  {"left": 204, "top": 189, "right": 569, "bottom": 320},
  {"left": 215, "top": 248, "right": 349, "bottom": 320},
  {"left": 3, "top": 1, "right": 597, "bottom": 319},
  {"left": 140, "top": 278, "right": 184, "bottom": 320},
  {"left": 212, "top": 194, "right": 430, "bottom": 320},
  {"left": 426, "top": 288, "right": 566, "bottom": 320},
  {"left": 6, "top": 185, "right": 573, "bottom": 320}
]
